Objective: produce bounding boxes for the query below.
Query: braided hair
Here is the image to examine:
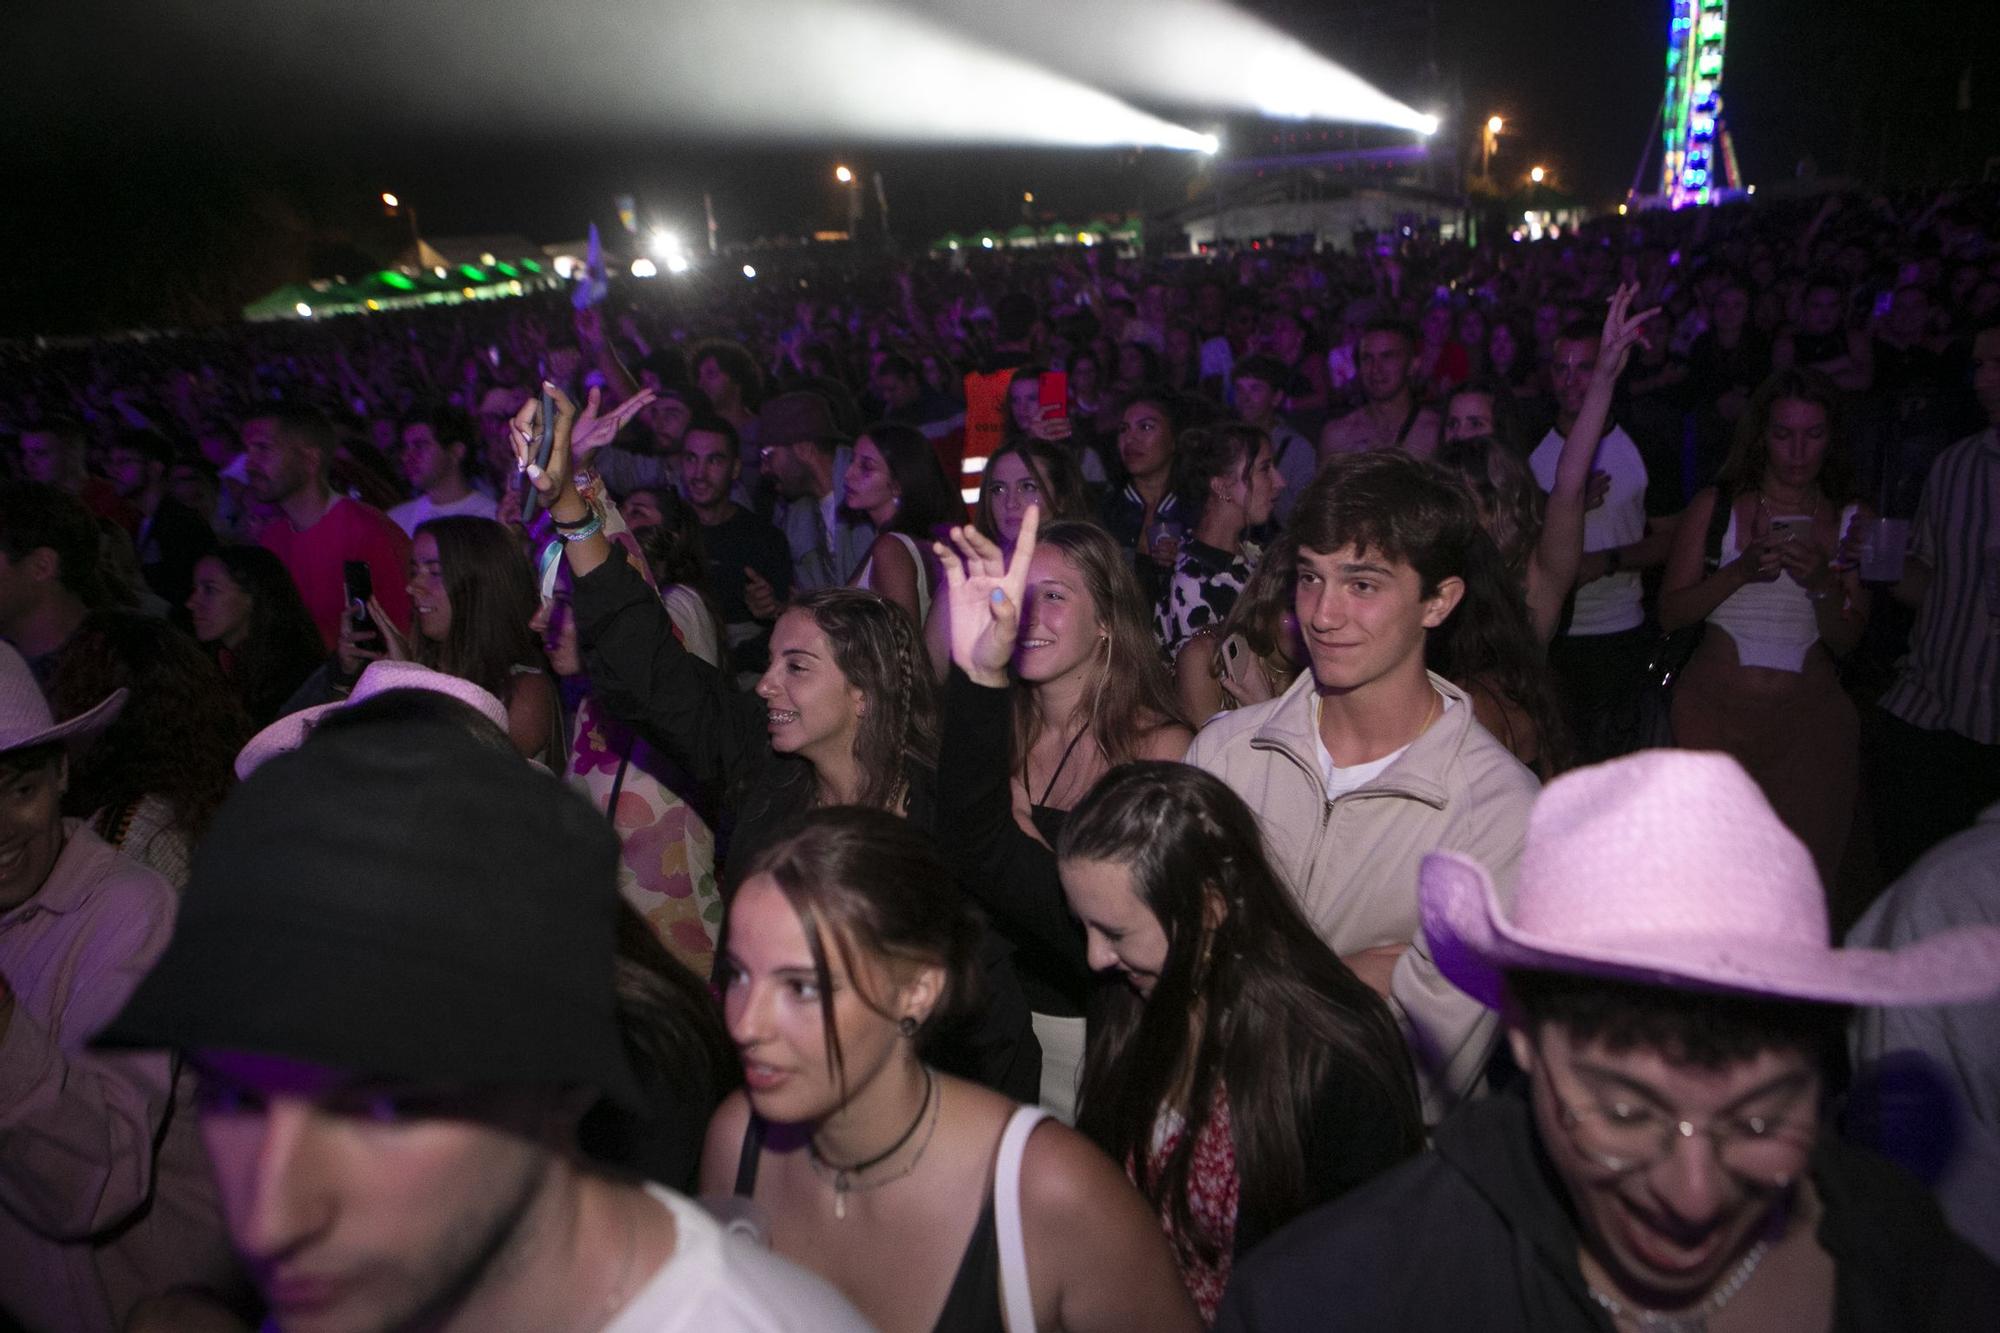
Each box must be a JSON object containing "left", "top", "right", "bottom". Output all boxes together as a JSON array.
[{"left": 792, "top": 587, "right": 939, "bottom": 812}]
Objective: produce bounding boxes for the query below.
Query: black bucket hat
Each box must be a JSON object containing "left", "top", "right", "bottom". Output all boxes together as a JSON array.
[{"left": 98, "top": 713, "right": 643, "bottom": 1109}]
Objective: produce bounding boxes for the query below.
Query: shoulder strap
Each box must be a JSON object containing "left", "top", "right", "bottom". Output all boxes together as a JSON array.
[
  {"left": 732, "top": 1113, "right": 765, "bottom": 1198},
  {"left": 1392, "top": 398, "right": 1422, "bottom": 447},
  {"left": 995, "top": 1106, "right": 1053, "bottom": 1333},
  {"left": 1702, "top": 485, "right": 1736, "bottom": 573}
]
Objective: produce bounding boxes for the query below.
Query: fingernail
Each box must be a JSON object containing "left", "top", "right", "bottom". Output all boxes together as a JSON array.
[{"left": 990, "top": 589, "right": 1005, "bottom": 603}]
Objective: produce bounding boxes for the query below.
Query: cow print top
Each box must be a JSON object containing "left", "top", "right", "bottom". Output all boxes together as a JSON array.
[{"left": 1155, "top": 538, "right": 1258, "bottom": 657}]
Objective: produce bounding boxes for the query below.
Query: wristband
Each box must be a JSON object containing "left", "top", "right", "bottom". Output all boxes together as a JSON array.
[
  {"left": 551, "top": 507, "right": 596, "bottom": 530},
  {"left": 555, "top": 511, "right": 605, "bottom": 543}
]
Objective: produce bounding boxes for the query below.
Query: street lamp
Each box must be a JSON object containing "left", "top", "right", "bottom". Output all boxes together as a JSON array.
[
  {"left": 381, "top": 191, "right": 423, "bottom": 266},
  {"left": 834, "top": 164, "right": 854, "bottom": 184},
  {"left": 834, "top": 164, "right": 861, "bottom": 235},
  {"left": 1480, "top": 117, "right": 1504, "bottom": 180},
  {"left": 1530, "top": 165, "right": 1546, "bottom": 184}
]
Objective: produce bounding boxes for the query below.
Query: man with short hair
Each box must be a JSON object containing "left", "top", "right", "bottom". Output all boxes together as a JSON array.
[
  {"left": 104, "top": 430, "right": 216, "bottom": 614},
  {"left": 1217, "top": 750, "right": 2000, "bottom": 1331},
  {"left": 873, "top": 352, "right": 964, "bottom": 442},
  {"left": 18, "top": 421, "right": 136, "bottom": 530},
  {"left": 244, "top": 407, "right": 412, "bottom": 648},
  {"left": 1532, "top": 320, "right": 1675, "bottom": 762},
  {"left": 98, "top": 707, "right": 870, "bottom": 1332},
  {"left": 387, "top": 405, "right": 499, "bottom": 535},
  {"left": 0, "top": 644, "right": 240, "bottom": 1331},
  {"left": 1187, "top": 452, "right": 1538, "bottom": 1118},
  {"left": 1317, "top": 320, "right": 1441, "bottom": 460},
  {"left": 756, "top": 391, "right": 873, "bottom": 593},
  {"left": 680, "top": 417, "right": 792, "bottom": 680},
  {"left": 1872, "top": 320, "right": 2000, "bottom": 877},
  {"left": 0, "top": 482, "right": 98, "bottom": 686},
  {"left": 1232, "top": 352, "right": 1315, "bottom": 524},
  {"left": 477, "top": 385, "right": 533, "bottom": 489}
]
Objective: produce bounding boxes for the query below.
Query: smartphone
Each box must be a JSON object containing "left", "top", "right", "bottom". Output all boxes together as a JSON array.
[
  {"left": 1037, "top": 371, "right": 1068, "bottom": 422},
  {"left": 521, "top": 387, "right": 557, "bottom": 522},
  {"left": 1221, "top": 633, "right": 1249, "bottom": 681},
  {"left": 342, "top": 560, "right": 386, "bottom": 653},
  {"left": 1767, "top": 515, "right": 1814, "bottom": 546}
]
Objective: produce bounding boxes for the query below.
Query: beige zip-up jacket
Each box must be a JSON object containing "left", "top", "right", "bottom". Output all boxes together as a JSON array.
[{"left": 1187, "top": 670, "right": 1539, "bottom": 1122}]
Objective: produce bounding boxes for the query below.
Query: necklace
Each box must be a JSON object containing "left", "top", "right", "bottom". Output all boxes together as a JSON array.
[
  {"left": 809, "top": 1066, "right": 937, "bottom": 1221},
  {"left": 1586, "top": 1239, "right": 1769, "bottom": 1333}
]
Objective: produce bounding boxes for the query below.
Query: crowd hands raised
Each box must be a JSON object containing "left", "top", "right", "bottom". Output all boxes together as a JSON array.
[{"left": 3, "top": 182, "right": 2000, "bottom": 1330}]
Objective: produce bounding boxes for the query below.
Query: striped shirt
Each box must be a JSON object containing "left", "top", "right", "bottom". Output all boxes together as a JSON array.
[{"left": 1880, "top": 427, "right": 2000, "bottom": 743}]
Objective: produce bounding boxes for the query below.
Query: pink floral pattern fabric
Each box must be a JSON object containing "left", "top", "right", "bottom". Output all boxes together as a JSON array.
[{"left": 567, "top": 693, "right": 721, "bottom": 976}]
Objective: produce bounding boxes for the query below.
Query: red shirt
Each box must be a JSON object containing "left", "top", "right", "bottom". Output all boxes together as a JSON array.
[{"left": 258, "top": 496, "right": 413, "bottom": 649}]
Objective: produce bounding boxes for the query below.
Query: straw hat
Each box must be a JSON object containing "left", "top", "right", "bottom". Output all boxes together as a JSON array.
[
  {"left": 1420, "top": 749, "right": 2000, "bottom": 1010},
  {"left": 234, "top": 660, "right": 508, "bottom": 778},
  {"left": 0, "top": 641, "right": 125, "bottom": 754}
]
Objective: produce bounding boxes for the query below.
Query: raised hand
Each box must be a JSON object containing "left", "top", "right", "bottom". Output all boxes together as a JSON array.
[
  {"left": 570, "top": 386, "right": 657, "bottom": 459},
  {"left": 364, "top": 596, "right": 413, "bottom": 661},
  {"left": 1596, "top": 282, "right": 1660, "bottom": 382},
  {"left": 936, "top": 503, "right": 1040, "bottom": 687},
  {"left": 509, "top": 382, "right": 581, "bottom": 506}
]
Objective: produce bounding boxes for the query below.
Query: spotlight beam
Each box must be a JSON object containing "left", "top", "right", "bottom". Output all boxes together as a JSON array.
[
  {"left": 169, "top": 0, "right": 1217, "bottom": 151},
  {"left": 915, "top": 0, "right": 1436, "bottom": 133}
]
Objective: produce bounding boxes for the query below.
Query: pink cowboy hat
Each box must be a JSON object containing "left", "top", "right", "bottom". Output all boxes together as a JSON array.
[
  {"left": 235, "top": 661, "right": 510, "bottom": 778},
  {"left": 1420, "top": 749, "right": 2000, "bottom": 1009},
  {"left": 0, "top": 640, "right": 125, "bottom": 753}
]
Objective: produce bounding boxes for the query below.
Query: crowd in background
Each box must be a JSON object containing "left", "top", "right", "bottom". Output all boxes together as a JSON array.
[{"left": 2, "top": 181, "right": 1999, "bottom": 1331}]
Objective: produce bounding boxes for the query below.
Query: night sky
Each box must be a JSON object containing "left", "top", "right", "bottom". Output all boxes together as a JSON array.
[{"left": 7, "top": 0, "right": 1994, "bottom": 335}]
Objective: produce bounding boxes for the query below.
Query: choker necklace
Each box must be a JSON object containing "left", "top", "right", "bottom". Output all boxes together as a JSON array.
[
  {"left": 1586, "top": 1238, "right": 1769, "bottom": 1333},
  {"left": 810, "top": 1066, "right": 937, "bottom": 1221}
]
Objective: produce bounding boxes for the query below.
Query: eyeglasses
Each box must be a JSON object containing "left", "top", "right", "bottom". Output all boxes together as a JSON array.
[{"left": 1534, "top": 1037, "right": 1817, "bottom": 1186}]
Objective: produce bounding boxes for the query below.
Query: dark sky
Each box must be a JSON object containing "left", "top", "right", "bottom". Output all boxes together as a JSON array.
[{"left": 7, "top": 0, "right": 1994, "bottom": 335}]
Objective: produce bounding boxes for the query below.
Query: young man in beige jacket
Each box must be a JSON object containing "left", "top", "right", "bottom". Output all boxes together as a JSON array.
[{"left": 1186, "top": 452, "right": 1538, "bottom": 1121}]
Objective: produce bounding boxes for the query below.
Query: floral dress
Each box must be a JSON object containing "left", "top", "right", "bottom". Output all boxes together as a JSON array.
[{"left": 1142, "top": 1085, "right": 1241, "bottom": 1323}]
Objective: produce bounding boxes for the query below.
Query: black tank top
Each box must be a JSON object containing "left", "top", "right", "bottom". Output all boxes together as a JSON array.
[{"left": 733, "top": 1116, "right": 1007, "bottom": 1333}]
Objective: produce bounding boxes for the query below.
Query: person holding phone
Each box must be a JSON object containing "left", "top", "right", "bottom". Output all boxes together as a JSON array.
[{"left": 1659, "top": 369, "right": 1872, "bottom": 890}]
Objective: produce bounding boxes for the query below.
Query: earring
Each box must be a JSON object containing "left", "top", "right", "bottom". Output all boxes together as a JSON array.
[{"left": 898, "top": 1016, "right": 919, "bottom": 1037}]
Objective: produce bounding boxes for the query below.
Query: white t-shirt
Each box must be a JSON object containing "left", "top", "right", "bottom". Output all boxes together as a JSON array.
[
  {"left": 388, "top": 489, "right": 500, "bottom": 535},
  {"left": 602, "top": 1186, "right": 874, "bottom": 1333},
  {"left": 1314, "top": 690, "right": 1456, "bottom": 797},
  {"left": 1530, "top": 424, "right": 1648, "bottom": 637}
]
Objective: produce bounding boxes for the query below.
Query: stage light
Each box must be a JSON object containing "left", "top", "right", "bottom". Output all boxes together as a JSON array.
[
  {"left": 918, "top": 0, "right": 1436, "bottom": 134},
  {"left": 665, "top": 253, "right": 691, "bottom": 274},
  {"left": 178, "top": 0, "right": 1217, "bottom": 152},
  {"left": 630, "top": 257, "right": 659, "bottom": 277},
  {"left": 553, "top": 256, "right": 577, "bottom": 279},
  {"left": 648, "top": 229, "right": 681, "bottom": 260},
  {"left": 743, "top": 264, "right": 758, "bottom": 278},
  {"left": 1196, "top": 132, "right": 1221, "bottom": 155},
  {"left": 295, "top": 302, "right": 312, "bottom": 317}
]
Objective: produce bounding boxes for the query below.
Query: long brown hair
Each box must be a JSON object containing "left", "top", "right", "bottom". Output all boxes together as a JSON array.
[
  {"left": 1009, "top": 521, "right": 1186, "bottom": 777},
  {"left": 1718, "top": 368, "right": 1855, "bottom": 503},
  {"left": 412, "top": 516, "right": 549, "bottom": 701},
  {"left": 730, "top": 808, "right": 984, "bottom": 1097},
  {"left": 1062, "top": 763, "right": 1422, "bottom": 1261},
  {"left": 49, "top": 610, "right": 250, "bottom": 846},
  {"left": 793, "top": 587, "right": 939, "bottom": 812}
]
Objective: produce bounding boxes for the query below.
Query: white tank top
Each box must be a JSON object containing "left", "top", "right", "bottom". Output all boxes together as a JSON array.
[
  {"left": 1704, "top": 506, "right": 1856, "bottom": 671},
  {"left": 855, "top": 531, "right": 931, "bottom": 622}
]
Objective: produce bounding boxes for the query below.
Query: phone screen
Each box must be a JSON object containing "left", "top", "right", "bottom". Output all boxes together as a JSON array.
[{"left": 1037, "top": 372, "right": 1068, "bottom": 421}]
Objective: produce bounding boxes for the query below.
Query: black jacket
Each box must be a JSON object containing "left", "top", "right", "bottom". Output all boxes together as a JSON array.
[
  {"left": 1217, "top": 1087, "right": 2000, "bottom": 1332},
  {"left": 572, "top": 551, "right": 1041, "bottom": 1102},
  {"left": 934, "top": 670, "right": 1096, "bottom": 1017}
]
